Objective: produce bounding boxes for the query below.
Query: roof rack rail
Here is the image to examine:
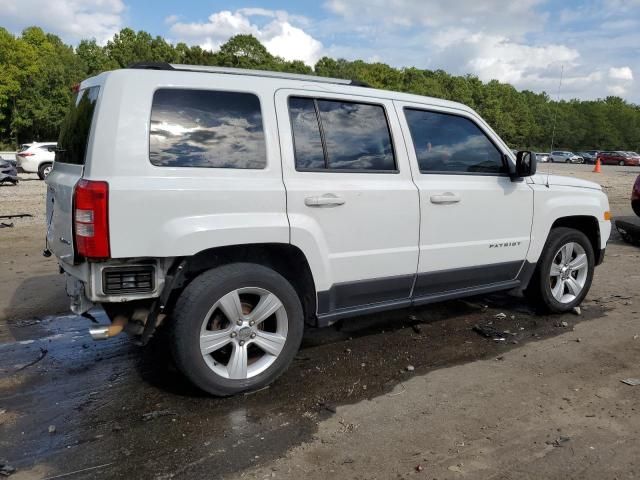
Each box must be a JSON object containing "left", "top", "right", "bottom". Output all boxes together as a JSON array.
[
  {"left": 169, "top": 64, "right": 358, "bottom": 86},
  {"left": 126, "top": 62, "right": 371, "bottom": 88},
  {"left": 127, "top": 62, "right": 175, "bottom": 70}
]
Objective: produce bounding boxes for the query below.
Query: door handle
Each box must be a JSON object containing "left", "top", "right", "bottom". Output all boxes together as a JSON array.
[
  {"left": 304, "top": 194, "right": 345, "bottom": 208},
  {"left": 430, "top": 192, "right": 461, "bottom": 204}
]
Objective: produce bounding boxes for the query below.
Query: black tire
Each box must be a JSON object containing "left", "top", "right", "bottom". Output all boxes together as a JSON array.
[
  {"left": 633, "top": 200, "right": 640, "bottom": 218},
  {"left": 565, "top": 158, "right": 571, "bottom": 163},
  {"left": 170, "top": 263, "right": 304, "bottom": 396},
  {"left": 525, "top": 227, "right": 595, "bottom": 313},
  {"left": 37, "top": 162, "right": 52, "bottom": 180}
]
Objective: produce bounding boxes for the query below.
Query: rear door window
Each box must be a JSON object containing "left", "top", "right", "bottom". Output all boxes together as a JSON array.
[
  {"left": 56, "top": 86, "right": 100, "bottom": 165},
  {"left": 149, "top": 89, "right": 266, "bottom": 169},
  {"left": 288, "top": 96, "right": 396, "bottom": 172}
]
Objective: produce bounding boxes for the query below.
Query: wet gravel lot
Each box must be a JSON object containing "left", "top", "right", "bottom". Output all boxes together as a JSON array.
[{"left": 0, "top": 294, "right": 611, "bottom": 479}]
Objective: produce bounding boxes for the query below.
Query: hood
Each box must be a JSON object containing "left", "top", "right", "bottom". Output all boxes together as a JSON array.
[{"left": 529, "top": 173, "right": 602, "bottom": 190}]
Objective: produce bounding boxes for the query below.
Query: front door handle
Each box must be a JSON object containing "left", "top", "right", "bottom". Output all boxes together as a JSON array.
[
  {"left": 304, "top": 194, "right": 345, "bottom": 208},
  {"left": 430, "top": 192, "right": 461, "bottom": 204}
]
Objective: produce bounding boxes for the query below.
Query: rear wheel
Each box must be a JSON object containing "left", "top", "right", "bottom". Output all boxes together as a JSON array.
[
  {"left": 632, "top": 200, "right": 640, "bottom": 217},
  {"left": 170, "top": 263, "right": 304, "bottom": 396},
  {"left": 618, "top": 160, "right": 625, "bottom": 166},
  {"left": 38, "top": 162, "right": 52, "bottom": 180},
  {"left": 526, "top": 227, "right": 594, "bottom": 313}
]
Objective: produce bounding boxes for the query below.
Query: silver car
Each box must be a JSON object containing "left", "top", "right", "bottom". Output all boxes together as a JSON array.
[{"left": 549, "top": 151, "right": 584, "bottom": 163}]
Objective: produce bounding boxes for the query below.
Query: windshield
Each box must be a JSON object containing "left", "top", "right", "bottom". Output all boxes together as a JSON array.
[{"left": 55, "top": 86, "right": 100, "bottom": 165}]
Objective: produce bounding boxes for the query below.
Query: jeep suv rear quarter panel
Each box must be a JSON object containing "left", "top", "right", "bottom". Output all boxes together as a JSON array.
[{"left": 85, "top": 70, "right": 289, "bottom": 258}]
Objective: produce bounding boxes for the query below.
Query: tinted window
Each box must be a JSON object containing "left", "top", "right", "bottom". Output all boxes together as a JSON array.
[
  {"left": 150, "top": 89, "right": 266, "bottom": 169},
  {"left": 289, "top": 97, "right": 325, "bottom": 169},
  {"left": 405, "top": 109, "right": 505, "bottom": 174},
  {"left": 288, "top": 97, "right": 396, "bottom": 172},
  {"left": 56, "top": 86, "right": 100, "bottom": 165},
  {"left": 318, "top": 100, "right": 395, "bottom": 171}
]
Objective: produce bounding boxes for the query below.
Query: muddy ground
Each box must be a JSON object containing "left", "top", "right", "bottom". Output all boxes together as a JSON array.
[{"left": 0, "top": 165, "right": 639, "bottom": 479}]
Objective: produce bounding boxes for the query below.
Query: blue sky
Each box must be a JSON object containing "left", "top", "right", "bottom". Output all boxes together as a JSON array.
[{"left": 2, "top": 0, "right": 639, "bottom": 102}]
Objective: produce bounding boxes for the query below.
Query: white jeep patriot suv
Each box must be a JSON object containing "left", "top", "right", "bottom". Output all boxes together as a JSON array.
[{"left": 45, "top": 63, "right": 611, "bottom": 395}]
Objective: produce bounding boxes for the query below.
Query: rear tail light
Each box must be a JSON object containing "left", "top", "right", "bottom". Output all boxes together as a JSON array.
[
  {"left": 74, "top": 179, "right": 110, "bottom": 259},
  {"left": 17, "top": 152, "right": 34, "bottom": 157}
]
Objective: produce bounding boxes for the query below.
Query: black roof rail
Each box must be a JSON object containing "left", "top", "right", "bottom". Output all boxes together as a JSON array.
[
  {"left": 127, "top": 62, "right": 175, "bottom": 70},
  {"left": 349, "top": 79, "right": 372, "bottom": 87},
  {"left": 123, "top": 62, "right": 375, "bottom": 88}
]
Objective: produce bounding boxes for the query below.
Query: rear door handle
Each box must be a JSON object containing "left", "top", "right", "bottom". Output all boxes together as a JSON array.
[
  {"left": 430, "top": 192, "right": 461, "bottom": 204},
  {"left": 304, "top": 194, "right": 345, "bottom": 208}
]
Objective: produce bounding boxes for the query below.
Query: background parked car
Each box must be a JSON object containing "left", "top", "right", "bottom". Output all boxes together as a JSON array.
[
  {"left": 535, "top": 152, "right": 549, "bottom": 162},
  {"left": 16, "top": 142, "right": 57, "bottom": 179},
  {"left": 597, "top": 151, "right": 640, "bottom": 166},
  {"left": 577, "top": 151, "right": 598, "bottom": 164},
  {"left": 549, "top": 151, "right": 584, "bottom": 163}
]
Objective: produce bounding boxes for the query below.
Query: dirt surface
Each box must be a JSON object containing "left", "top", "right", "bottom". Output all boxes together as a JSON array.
[{"left": 0, "top": 164, "right": 639, "bottom": 479}]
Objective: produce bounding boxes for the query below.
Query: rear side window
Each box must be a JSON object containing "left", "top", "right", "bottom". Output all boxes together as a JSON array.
[
  {"left": 150, "top": 89, "right": 266, "bottom": 169},
  {"left": 56, "top": 86, "right": 100, "bottom": 165},
  {"left": 289, "top": 97, "right": 396, "bottom": 172},
  {"left": 404, "top": 109, "right": 506, "bottom": 174}
]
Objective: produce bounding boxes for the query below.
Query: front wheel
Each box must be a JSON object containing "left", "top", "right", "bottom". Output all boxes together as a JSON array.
[
  {"left": 525, "top": 227, "right": 595, "bottom": 313},
  {"left": 170, "top": 263, "right": 304, "bottom": 396},
  {"left": 618, "top": 160, "right": 625, "bottom": 166}
]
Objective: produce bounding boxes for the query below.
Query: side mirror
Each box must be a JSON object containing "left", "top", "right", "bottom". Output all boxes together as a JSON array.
[{"left": 514, "top": 151, "right": 536, "bottom": 179}]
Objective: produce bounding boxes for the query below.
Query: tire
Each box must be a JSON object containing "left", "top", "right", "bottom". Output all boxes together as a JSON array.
[
  {"left": 565, "top": 158, "right": 571, "bottom": 163},
  {"left": 618, "top": 160, "right": 625, "bottom": 166},
  {"left": 38, "top": 162, "right": 52, "bottom": 180},
  {"left": 632, "top": 200, "right": 640, "bottom": 218},
  {"left": 170, "top": 263, "right": 304, "bottom": 396},
  {"left": 549, "top": 158, "right": 554, "bottom": 163},
  {"left": 525, "top": 227, "right": 595, "bottom": 313}
]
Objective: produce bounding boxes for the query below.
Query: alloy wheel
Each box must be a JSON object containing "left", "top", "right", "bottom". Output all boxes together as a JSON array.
[
  {"left": 548, "top": 242, "right": 588, "bottom": 304},
  {"left": 199, "top": 287, "right": 288, "bottom": 379}
]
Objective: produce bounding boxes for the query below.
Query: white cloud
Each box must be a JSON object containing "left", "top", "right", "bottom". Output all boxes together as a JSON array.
[
  {"left": 607, "top": 84, "right": 627, "bottom": 96},
  {"left": 168, "top": 9, "right": 323, "bottom": 66},
  {"left": 325, "top": 0, "right": 547, "bottom": 37},
  {"left": 0, "top": 0, "right": 125, "bottom": 44},
  {"left": 609, "top": 66, "right": 633, "bottom": 80},
  {"left": 164, "top": 14, "right": 179, "bottom": 25},
  {"left": 322, "top": 0, "right": 640, "bottom": 102}
]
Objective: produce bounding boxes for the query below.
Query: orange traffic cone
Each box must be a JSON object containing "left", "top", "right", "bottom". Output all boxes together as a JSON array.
[{"left": 593, "top": 158, "right": 601, "bottom": 173}]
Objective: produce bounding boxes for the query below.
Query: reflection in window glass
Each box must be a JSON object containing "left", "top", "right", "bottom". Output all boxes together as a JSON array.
[
  {"left": 56, "top": 86, "right": 100, "bottom": 165},
  {"left": 149, "top": 89, "right": 266, "bottom": 169},
  {"left": 404, "top": 109, "right": 505, "bottom": 174},
  {"left": 318, "top": 100, "right": 395, "bottom": 171},
  {"left": 289, "top": 97, "right": 325, "bottom": 169}
]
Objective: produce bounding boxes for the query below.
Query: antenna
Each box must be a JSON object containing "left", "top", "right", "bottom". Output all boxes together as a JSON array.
[{"left": 547, "top": 64, "right": 564, "bottom": 187}]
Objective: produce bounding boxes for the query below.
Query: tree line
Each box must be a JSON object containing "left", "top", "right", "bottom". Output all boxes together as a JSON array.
[{"left": 1, "top": 26, "right": 639, "bottom": 152}]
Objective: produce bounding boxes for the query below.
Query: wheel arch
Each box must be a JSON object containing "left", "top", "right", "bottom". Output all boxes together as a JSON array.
[
  {"left": 549, "top": 215, "right": 602, "bottom": 265},
  {"left": 181, "top": 243, "right": 318, "bottom": 326}
]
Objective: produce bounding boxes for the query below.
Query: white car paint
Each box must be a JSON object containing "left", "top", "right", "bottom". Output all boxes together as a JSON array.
[{"left": 45, "top": 66, "right": 611, "bottom": 314}]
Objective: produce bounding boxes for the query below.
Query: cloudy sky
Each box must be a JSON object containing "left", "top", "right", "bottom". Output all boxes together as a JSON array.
[{"left": 1, "top": 0, "right": 639, "bottom": 102}]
